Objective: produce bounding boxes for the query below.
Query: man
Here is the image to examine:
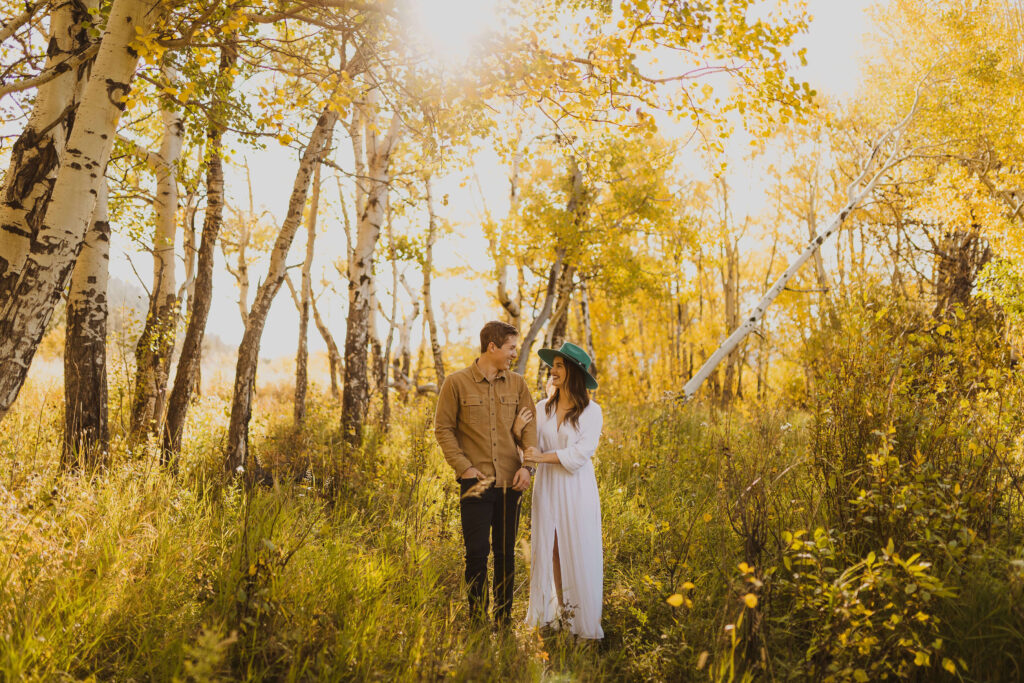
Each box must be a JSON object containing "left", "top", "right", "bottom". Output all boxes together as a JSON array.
[{"left": 434, "top": 320, "right": 538, "bottom": 627}]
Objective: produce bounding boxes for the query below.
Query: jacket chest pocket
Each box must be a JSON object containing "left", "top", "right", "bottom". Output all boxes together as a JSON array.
[
  {"left": 460, "top": 395, "right": 485, "bottom": 424},
  {"left": 499, "top": 394, "right": 517, "bottom": 423}
]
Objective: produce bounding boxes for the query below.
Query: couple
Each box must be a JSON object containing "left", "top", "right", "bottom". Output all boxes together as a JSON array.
[{"left": 433, "top": 320, "right": 604, "bottom": 640}]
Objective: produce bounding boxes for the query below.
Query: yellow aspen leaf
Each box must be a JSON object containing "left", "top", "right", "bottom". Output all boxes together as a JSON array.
[
  {"left": 278, "top": 134, "right": 293, "bottom": 145},
  {"left": 666, "top": 593, "right": 684, "bottom": 607},
  {"left": 738, "top": 562, "right": 752, "bottom": 574},
  {"left": 682, "top": 581, "right": 695, "bottom": 591},
  {"left": 853, "top": 670, "right": 869, "bottom": 682},
  {"left": 742, "top": 593, "right": 757, "bottom": 609},
  {"left": 943, "top": 658, "right": 956, "bottom": 674}
]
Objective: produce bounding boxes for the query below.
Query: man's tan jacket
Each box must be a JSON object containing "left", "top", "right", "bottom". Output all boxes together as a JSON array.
[{"left": 434, "top": 361, "right": 538, "bottom": 487}]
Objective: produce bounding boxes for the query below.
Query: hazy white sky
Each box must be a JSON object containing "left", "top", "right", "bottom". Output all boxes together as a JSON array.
[{"left": 107, "top": 0, "right": 877, "bottom": 360}]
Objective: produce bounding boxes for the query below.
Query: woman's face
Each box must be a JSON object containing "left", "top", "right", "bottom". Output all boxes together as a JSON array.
[{"left": 550, "top": 357, "right": 567, "bottom": 388}]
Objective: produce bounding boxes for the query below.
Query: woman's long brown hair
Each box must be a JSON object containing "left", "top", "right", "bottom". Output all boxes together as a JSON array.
[{"left": 545, "top": 358, "right": 590, "bottom": 429}]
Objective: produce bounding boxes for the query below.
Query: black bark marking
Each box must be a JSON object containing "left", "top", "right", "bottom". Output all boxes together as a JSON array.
[
  {"left": 105, "top": 78, "right": 130, "bottom": 109},
  {"left": 1, "top": 223, "right": 33, "bottom": 239}
]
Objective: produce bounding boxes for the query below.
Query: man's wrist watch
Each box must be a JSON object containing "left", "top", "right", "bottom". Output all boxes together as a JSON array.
[{"left": 523, "top": 465, "right": 536, "bottom": 476}]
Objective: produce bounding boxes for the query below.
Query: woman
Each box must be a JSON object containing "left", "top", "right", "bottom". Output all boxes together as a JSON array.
[{"left": 521, "top": 341, "right": 604, "bottom": 639}]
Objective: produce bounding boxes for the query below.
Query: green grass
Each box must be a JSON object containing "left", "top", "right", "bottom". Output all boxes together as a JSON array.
[{"left": 3, "top": 332, "right": 1024, "bottom": 681}]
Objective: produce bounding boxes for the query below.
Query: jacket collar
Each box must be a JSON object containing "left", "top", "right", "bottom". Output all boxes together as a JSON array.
[{"left": 472, "top": 359, "right": 507, "bottom": 383}]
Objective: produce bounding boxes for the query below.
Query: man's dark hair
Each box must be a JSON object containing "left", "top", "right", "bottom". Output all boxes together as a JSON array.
[{"left": 480, "top": 320, "right": 518, "bottom": 353}]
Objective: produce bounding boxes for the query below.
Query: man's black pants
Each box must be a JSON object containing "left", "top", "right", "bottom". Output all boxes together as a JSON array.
[{"left": 459, "top": 479, "right": 522, "bottom": 625}]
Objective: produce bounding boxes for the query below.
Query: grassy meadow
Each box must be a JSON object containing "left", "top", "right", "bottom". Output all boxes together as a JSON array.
[{"left": 3, "top": 303, "right": 1024, "bottom": 682}]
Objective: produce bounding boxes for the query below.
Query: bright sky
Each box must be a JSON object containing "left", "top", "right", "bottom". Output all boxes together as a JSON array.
[{"left": 106, "top": 0, "right": 876, "bottom": 361}]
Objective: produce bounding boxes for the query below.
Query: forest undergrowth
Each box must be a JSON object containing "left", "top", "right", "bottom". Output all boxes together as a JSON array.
[{"left": 2, "top": 305, "right": 1024, "bottom": 682}]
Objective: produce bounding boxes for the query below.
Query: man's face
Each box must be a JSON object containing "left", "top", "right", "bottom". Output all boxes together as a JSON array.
[{"left": 491, "top": 335, "right": 518, "bottom": 369}]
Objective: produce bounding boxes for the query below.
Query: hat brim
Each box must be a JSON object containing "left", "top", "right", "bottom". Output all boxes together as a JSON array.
[{"left": 538, "top": 348, "right": 599, "bottom": 390}]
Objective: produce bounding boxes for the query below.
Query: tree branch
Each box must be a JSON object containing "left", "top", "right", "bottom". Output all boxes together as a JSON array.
[{"left": 0, "top": 42, "right": 99, "bottom": 99}]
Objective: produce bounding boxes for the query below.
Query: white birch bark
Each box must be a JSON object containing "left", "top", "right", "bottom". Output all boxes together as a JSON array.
[
  {"left": 422, "top": 173, "right": 445, "bottom": 386},
  {"left": 225, "top": 108, "right": 337, "bottom": 473},
  {"left": 515, "top": 247, "right": 565, "bottom": 375},
  {"left": 294, "top": 160, "right": 321, "bottom": 425},
  {"left": 63, "top": 176, "right": 109, "bottom": 468},
  {"left": 131, "top": 73, "right": 184, "bottom": 438},
  {"left": 681, "top": 90, "right": 924, "bottom": 401},
  {"left": 0, "top": 0, "right": 163, "bottom": 422},
  {"left": 163, "top": 44, "right": 236, "bottom": 461},
  {"left": 309, "top": 290, "right": 342, "bottom": 398},
  {"left": 579, "top": 279, "right": 596, "bottom": 375},
  {"left": 0, "top": 0, "right": 98, "bottom": 284},
  {"left": 340, "top": 94, "right": 402, "bottom": 445},
  {"left": 393, "top": 273, "right": 420, "bottom": 400}
]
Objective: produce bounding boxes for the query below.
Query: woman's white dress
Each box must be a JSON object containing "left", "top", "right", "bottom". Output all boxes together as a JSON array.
[{"left": 526, "top": 398, "right": 604, "bottom": 639}]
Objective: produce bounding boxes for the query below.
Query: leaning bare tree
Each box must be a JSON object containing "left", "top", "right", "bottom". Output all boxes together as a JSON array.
[
  {"left": 680, "top": 85, "right": 925, "bottom": 401},
  {"left": 224, "top": 107, "right": 338, "bottom": 475}
]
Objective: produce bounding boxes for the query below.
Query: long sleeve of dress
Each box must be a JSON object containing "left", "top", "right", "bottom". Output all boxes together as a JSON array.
[{"left": 555, "top": 402, "right": 603, "bottom": 474}]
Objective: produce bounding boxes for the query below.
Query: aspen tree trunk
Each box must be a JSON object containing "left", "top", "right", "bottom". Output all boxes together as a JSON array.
[
  {"left": 517, "top": 157, "right": 584, "bottom": 375},
  {"left": 0, "top": 0, "right": 163, "bottom": 422},
  {"left": 422, "top": 173, "right": 445, "bottom": 387},
  {"left": 131, "top": 81, "right": 184, "bottom": 439},
  {"left": 721, "top": 234, "right": 740, "bottom": 404},
  {"left": 380, "top": 218, "right": 398, "bottom": 431},
  {"left": 226, "top": 109, "right": 337, "bottom": 474},
  {"left": 310, "top": 293, "right": 342, "bottom": 399},
  {"left": 806, "top": 165, "right": 830, "bottom": 294},
  {"left": 0, "top": 0, "right": 97, "bottom": 288},
  {"left": 162, "top": 45, "right": 235, "bottom": 461},
  {"left": 222, "top": 163, "right": 258, "bottom": 326},
  {"left": 62, "top": 177, "right": 109, "bottom": 469},
  {"left": 488, "top": 145, "right": 525, "bottom": 327},
  {"left": 340, "top": 94, "right": 402, "bottom": 446},
  {"left": 181, "top": 185, "right": 201, "bottom": 397},
  {"left": 579, "top": 280, "right": 596, "bottom": 376},
  {"left": 547, "top": 264, "right": 576, "bottom": 349},
  {"left": 515, "top": 248, "right": 564, "bottom": 375},
  {"left": 805, "top": 164, "right": 836, "bottom": 327},
  {"left": 294, "top": 161, "right": 321, "bottom": 426},
  {"left": 537, "top": 264, "right": 576, "bottom": 389},
  {"left": 394, "top": 274, "right": 420, "bottom": 401},
  {"left": 368, "top": 282, "right": 385, "bottom": 396}
]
